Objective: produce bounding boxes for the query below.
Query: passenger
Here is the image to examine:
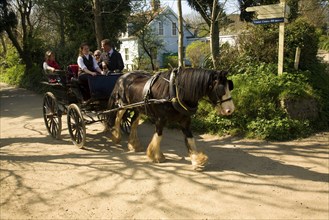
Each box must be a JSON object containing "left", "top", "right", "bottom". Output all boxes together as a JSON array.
[
  {"left": 100, "top": 39, "right": 124, "bottom": 73},
  {"left": 43, "top": 50, "right": 61, "bottom": 73},
  {"left": 77, "top": 43, "right": 103, "bottom": 100},
  {"left": 93, "top": 49, "right": 102, "bottom": 68}
]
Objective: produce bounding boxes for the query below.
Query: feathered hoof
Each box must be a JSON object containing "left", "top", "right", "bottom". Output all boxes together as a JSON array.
[
  {"left": 147, "top": 150, "right": 166, "bottom": 163},
  {"left": 128, "top": 143, "right": 144, "bottom": 152},
  {"left": 191, "top": 152, "right": 208, "bottom": 171},
  {"left": 110, "top": 129, "right": 121, "bottom": 144}
]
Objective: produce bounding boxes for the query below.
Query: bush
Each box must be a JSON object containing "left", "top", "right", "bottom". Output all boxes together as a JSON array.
[
  {"left": 163, "top": 53, "right": 178, "bottom": 68},
  {"left": 0, "top": 64, "right": 25, "bottom": 85},
  {"left": 319, "top": 35, "right": 329, "bottom": 51},
  {"left": 191, "top": 63, "right": 321, "bottom": 140},
  {"left": 247, "top": 117, "right": 311, "bottom": 140},
  {"left": 230, "top": 19, "right": 320, "bottom": 73},
  {"left": 0, "top": 46, "right": 24, "bottom": 85},
  {"left": 285, "top": 18, "right": 319, "bottom": 70},
  {"left": 185, "top": 41, "right": 210, "bottom": 67}
]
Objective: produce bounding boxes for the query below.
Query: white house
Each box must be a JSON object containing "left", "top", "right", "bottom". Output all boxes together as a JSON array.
[
  {"left": 119, "top": 2, "right": 238, "bottom": 70},
  {"left": 119, "top": 5, "right": 195, "bottom": 70}
]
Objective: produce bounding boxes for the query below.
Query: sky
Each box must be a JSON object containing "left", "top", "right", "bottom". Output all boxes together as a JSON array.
[{"left": 160, "top": 0, "right": 240, "bottom": 15}]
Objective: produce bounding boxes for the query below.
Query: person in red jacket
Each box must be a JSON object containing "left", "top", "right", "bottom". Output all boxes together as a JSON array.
[{"left": 43, "top": 50, "right": 61, "bottom": 73}]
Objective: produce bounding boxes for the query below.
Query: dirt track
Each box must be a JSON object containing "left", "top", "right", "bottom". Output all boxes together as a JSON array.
[{"left": 1, "top": 82, "right": 328, "bottom": 219}]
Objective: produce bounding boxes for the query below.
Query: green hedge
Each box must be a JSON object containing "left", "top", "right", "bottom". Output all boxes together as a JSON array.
[{"left": 191, "top": 63, "right": 326, "bottom": 140}]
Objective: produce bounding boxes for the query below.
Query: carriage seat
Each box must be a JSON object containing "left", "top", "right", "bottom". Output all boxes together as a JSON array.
[
  {"left": 43, "top": 68, "right": 66, "bottom": 84},
  {"left": 67, "top": 64, "right": 79, "bottom": 82}
]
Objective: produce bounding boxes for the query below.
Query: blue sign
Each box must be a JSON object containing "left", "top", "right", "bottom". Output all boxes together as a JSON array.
[{"left": 253, "top": 17, "right": 285, "bottom": 25}]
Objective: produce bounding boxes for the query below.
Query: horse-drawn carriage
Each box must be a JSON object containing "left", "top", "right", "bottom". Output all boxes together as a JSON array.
[
  {"left": 41, "top": 65, "right": 131, "bottom": 148},
  {"left": 42, "top": 66, "right": 235, "bottom": 170}
]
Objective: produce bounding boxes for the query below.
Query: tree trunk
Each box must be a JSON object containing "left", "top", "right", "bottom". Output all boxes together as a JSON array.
[
  {"left": 0, "top": 35, "right": 7, "bottom": 57},
  {"left": 93, "top": 0, "right": 103, "bottom": 49},
  {"left": 59, "top": 12, "right": 65, "bottom": 47},
  {"left": 141, "top": 34, "right": 155, "bottom": 70},
  {"left": 177, "top": 0, "right": 184, "bottom": 67},
  {"left": 210, "top": 0, "right": 220, "bottom": 69}
]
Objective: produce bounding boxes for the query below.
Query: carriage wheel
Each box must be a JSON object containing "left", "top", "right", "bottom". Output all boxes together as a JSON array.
[
  {"left": 67, "top": 104, "right": 86, "bottom": 148},
  {"left": 120, "top": 109, "right": 133, "bottom": 134},
  {"left": 43, "top": 92, "right": 62, "bottom": 139}
]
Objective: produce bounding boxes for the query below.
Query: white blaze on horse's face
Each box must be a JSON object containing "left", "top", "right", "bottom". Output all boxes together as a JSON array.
[{"left": 217, "top": 83, "right": 235, "bottom": 116}]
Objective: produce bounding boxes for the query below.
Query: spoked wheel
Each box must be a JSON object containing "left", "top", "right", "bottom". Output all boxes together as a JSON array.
[
  {"left": 43, "top": 92, "right": 62, "bottom": 139},
  {"left": 121, "top": 109, "right": 133, "bottom": 134},
  {"left": 67, "top": 104, "right": 86, "bottom": 148}
]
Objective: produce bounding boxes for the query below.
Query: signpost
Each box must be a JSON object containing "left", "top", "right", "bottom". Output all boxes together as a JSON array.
[
  {"left": 252, "top": 17, "right": 285, "bottom": 25},
  {"left": 246, "top": 0, "right": 290, "bottom": 75}
]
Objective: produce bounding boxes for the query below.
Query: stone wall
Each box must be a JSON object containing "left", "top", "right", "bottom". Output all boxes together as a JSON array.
[{"left": 280, "top": 98, "right": 319, "bottom": 120}]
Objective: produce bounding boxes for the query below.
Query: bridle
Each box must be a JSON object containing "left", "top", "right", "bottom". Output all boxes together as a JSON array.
[
  {"left": 216, "top": 96, "right": 233, "bottom": 105},
  {"left": 211, "top": 77, "right": 234, "bottom": 106}
]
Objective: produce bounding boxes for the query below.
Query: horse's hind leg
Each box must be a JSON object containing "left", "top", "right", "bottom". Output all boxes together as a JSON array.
[
  {"left": 146, "top": 119, "right": 166, "bottom": 163},
  {"left": 110, "top": 109, "right": 125, "bottom": 144},
  {"left": 181, "top": 118, "right": 208, "bottom": 170},
  {"left": 128, "top": 112, "right": 143, "bottom": 152}
]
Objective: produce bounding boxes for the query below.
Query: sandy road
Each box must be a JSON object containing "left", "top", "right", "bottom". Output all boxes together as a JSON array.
[{"left": 1, "top": 82, "right": 328, "bottom": 219}]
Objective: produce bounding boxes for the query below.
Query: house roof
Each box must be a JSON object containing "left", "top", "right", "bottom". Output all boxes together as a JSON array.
[{"left": 122, "top": 5, "right": 194, "bottom": 38}]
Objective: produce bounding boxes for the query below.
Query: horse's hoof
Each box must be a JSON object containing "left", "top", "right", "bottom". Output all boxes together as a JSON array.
[
  {"left": 111, "top": 130, "right": 121, "bottom": 144},
  {"left": 128, "top": 143, "right": 144, "bottom": 152},
  {"left": 147, "top": 151, "right": 166, "bottom": 163},
  {"left": 153, "top": 155, "right": 166, "bottom": 163},
  {"left": 191, "top": 152, "right": 208, "bottom": 171}
]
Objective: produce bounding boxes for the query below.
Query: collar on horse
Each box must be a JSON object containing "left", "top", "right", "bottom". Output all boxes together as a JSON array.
[
  {"left": 169, "top": 67, "right": 198, "bottom": 116},
  {"left": 142, "top": 67, "right": 197, "bottom": 116}
]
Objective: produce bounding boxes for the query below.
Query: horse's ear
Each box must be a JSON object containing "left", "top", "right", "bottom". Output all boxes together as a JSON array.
[
  {"left": 220, "top": 70, "right": 228, "bottom": 77},
  {"left": 228, "top": 80, "right": 234, "bottom": 91}
]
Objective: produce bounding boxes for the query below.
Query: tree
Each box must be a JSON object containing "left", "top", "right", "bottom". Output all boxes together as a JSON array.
[
  {"left": 1, "top": 0, "right": 132, "bottom": 69},
  {"left": 177, "top": 0, "right": 184, "bottom": 67},
  {"left": 127, "top": 0, "right": 164, "bottom": 70},
  {"left": 187, "top": 0, "right": 228, "bottom": 69},
  {"left": 186, "top": 40, "right": 210, "bottom": 67},
  {"left": 93, "top": 0, "right": 103, "bottom": 49},
  {"left": 0, "top": 0, "right": 36, "bottom": 70},
  {"left": 298, "top": 0, "right": 329, "bottom": 29}
]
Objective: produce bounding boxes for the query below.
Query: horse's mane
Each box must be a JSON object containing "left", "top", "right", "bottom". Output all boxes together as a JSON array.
[
  {"left": 150, "top": 68, "right": 214, "bottom": 107},
  {"left": 177, "top": 68, "right": 213, "bottom": 102}
]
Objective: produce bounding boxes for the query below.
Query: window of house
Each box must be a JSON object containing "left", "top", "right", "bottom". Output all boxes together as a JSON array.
[
  {"left": 159, "top": 22, "right": 164, "bottom": 35},
  {"left": 125, "top": 48, "right": 129, "bottom": 61},
  {"left": 172, "top": 22, "right": 177, "bottom": 35}
]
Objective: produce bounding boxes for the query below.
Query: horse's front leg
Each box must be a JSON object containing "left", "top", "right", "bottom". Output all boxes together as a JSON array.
[
  {"left": 181, "top": 118, "right": 208, "bottom": 170},
  {"left": 110, "top": 109, "right": 125, "bottom": 144},
  {"left": 146, "top": 119, "right": 166, "bottom": 163},
  {"left": 127, "top": 111, "right": 143, "bottom": 152}
]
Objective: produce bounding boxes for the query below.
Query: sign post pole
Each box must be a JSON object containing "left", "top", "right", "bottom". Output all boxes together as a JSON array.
[
  {"left": 277, "top": 0, "right": 287, "bottom": 75},
  {"left": 278, "top": 20, "right": 285, "bottom": 75},
  {"left": 246, "top": 0, "right": 289, "bottom": 75}
]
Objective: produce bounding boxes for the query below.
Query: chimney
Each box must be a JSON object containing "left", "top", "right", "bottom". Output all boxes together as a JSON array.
[{"left": 151, "top": 0, "right": 160, "bottom": 12}]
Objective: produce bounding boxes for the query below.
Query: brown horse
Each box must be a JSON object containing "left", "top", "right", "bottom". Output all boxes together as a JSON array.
[{"left": 107, "top": 67, "right": 235, "bottom": 170}]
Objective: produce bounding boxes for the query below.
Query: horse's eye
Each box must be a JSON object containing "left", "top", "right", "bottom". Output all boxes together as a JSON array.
[{"left": 228, "top": 80, "right": 234, "bottom": 91}]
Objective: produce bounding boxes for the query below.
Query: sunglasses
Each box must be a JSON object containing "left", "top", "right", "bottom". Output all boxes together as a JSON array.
[{"left": 94, "top": 54, "right": 100, "bottom": 57}]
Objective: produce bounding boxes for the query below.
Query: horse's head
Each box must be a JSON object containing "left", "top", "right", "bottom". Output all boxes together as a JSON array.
[{"left": 208, "top": 71, "right": 235, "bottom": 116}]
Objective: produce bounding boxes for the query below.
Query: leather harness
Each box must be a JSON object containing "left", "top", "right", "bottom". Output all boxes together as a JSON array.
[{"left": 142, "top": 67, "right": 197, "bottom": 116}]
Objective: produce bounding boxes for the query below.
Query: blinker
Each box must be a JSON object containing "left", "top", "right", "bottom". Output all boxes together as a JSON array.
[{"left": 228, "top": 80, "right": 234, "bottom": 91}]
